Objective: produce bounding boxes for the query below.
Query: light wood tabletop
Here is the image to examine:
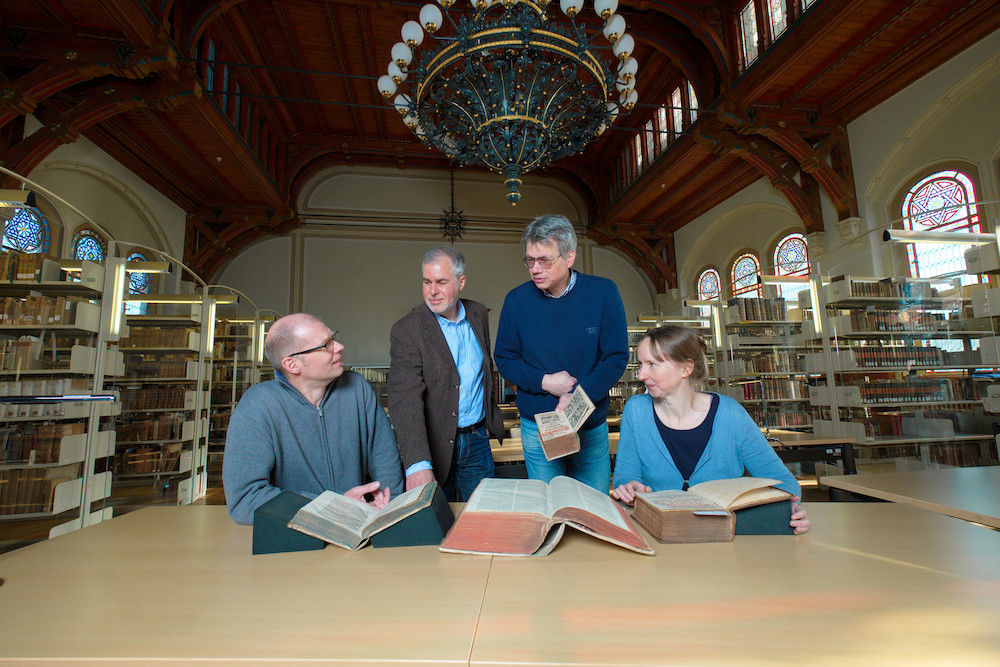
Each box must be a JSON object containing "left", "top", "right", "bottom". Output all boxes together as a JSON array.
[
  {"left": 820, "top": 465, "right": 1000, "bottom": 529},
  {"left": 1, "top": 503, "right": 999, "bottom": 664}
]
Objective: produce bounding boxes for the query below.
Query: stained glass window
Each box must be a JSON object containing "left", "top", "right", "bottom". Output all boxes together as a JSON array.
[
  {"left": 72, "top": 229, "right": 106, "bottom": 262},
  {"left": 901, "top": 170, "right": 981, "bottom": 285},
  {"left": 697, "top": 268, "right": 721, "bottom": 301},
  {"left": 671, "top": 87, "right": 683, "bottom": 136},
  {"left": 656, "top": 105, "right": 670, "bottom": 150},
  {"left": 2, "top": 207, "right": 50, "bottom": 253},
  {"left": 687, "top": 81, "right": 698, "bottom": 123},
  {"left": 731, "top": 252, "right": 762, "bottom": 297},
  {"left": 125, "top": 251, "right": 150, "bottom": 315},
  {"left": 773, "top": 233, "right": 809, "bottom": 300},
  {"left": 767, "top": 0, "right": 787, "bottom": 38},
  {"left": 739, "top": 1, "right": 759, "bottom": 66}
]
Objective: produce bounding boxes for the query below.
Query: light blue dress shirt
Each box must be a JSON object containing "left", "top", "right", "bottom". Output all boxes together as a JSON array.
[{"left": 405, "top": 301, "right": 486, "bottom": 478}]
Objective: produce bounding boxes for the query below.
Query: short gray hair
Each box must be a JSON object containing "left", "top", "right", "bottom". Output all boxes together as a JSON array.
[
  {"left": 522, "top": 214, "right": 577, "bottom": 257},
  {"left": 422, "top": 245, "right": 466, "bottom": 277}
]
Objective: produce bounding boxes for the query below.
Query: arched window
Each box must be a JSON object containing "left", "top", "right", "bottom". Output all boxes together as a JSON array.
[
  {"left": 125, "top": 251, "right": 151, "bottom": 315},
  {"left": 72, "top": 228, "right": 107, "bottom": 262},
  {"left": 2, "top": 207, "right": 51, "bottom": 253},
  {"left": 773, "top": 232, "right": 809, "bottom": 300},
  {"left": 696, "top": 268, "right": 721, "bottom": 301},
  {"left": 901, "top": 170, "right": 981, "bottom": 283},
  {"left": 731, "top": 252, "right": 762, "bottom": 298}
]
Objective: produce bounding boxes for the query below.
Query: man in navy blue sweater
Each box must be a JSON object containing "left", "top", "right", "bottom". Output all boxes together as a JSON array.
[{"left": 494, "top": 215, "right": 628, "bottom": 491}]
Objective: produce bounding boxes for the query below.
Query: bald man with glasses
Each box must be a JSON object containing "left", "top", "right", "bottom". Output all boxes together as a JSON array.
[{"left": 223, "top": 313, "right": 404, "bottom": 524}]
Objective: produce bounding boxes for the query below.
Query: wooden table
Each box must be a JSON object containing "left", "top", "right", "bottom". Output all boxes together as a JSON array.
[
  {"left": 821, "top": 465, "right": 1000, "bottom": 529},
  {"left": 1, "top": 504, "right": 999, "bottom": 664}
]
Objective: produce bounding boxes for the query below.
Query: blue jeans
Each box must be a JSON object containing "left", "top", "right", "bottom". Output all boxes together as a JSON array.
[
  {"left": 442, "top": 424, "right": 495, "bottom": 502},
  {"left": 520, "top": 418, "right": 611, "bottom": 492}
]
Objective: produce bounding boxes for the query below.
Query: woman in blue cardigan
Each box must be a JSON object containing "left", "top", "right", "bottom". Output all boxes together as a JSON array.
[{"left": 612, "top": 325, "right": 810, "bottom": 534}]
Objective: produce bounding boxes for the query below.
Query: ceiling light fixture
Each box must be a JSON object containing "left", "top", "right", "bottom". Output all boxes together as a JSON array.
[{"left": 378, "top": 0, "right": 637, "bottom": 205}]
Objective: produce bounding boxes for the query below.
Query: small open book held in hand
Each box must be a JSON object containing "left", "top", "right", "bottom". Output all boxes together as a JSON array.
[
  {"left": 534, "top": 385, "right": 595, "bottom": 460},
  {"left": 288, "top": 481, "right": 441, "bottom": 550},
  {"left": 632, "top": 477, "right": 793, "bottom": 543}
]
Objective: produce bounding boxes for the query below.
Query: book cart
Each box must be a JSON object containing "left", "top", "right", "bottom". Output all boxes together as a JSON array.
[{"left": 0, "top": 252, "right": 124, "bottom": 544}]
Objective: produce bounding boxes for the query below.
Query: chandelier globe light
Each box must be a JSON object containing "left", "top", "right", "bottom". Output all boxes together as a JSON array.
[{"left": 378, "top": 0, "right": 638, "bottom": 205}]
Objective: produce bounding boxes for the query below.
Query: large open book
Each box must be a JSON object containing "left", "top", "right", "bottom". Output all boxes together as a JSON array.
[
  {"left": 632, "top": 477, "right": 793, "bottom": 543},
  {"left": 288, "top": 482, "right": 440, "bottom": 550},
  {"left": 534, "top": 385, "right": 595, "bottom": 460},
  {"left": 439, "top": 476, "right": 653, "bottom": 556}
]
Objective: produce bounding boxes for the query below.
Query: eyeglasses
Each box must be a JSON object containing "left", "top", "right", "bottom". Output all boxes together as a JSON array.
[
  {"left": 288, "top": 330, "right": 340, "bottom": 357},
  {"left": 522, "top": 255, "right": 559, "bottom": 269}
]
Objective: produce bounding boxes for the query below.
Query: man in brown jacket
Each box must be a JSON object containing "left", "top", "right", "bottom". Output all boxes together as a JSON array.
[{"left": 388, "top": 246, "right": 504, "bottom": 501}]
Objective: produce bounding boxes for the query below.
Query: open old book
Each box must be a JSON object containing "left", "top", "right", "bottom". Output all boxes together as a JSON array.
[
  {"left": 439, "top": 476, "right": 653, "bottom": 556},
  {"left": 632, "top": 477, "right": 793, "bottom": 543},
  {"left": 534, "top": 385, "right": 595, "bottom": 460},
  {"left": 288, "top": 481, "right": 440, "bottom": 550}
]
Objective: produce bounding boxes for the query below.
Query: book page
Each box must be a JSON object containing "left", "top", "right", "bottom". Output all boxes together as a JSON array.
[
  {"left": 688, "top": 477, "right": 784, "bottom": 509},
  {"left": 293, "top": 490, "right": 376, "bottom": 540},
  {"left": 561, "top": 385, "right": 595, "bottom": 431},
  {"left": 535, "top": 410, "right": 571, "bottom": 439},
  {"left": 465, "top": 478, "right": 549, "bottom": 516},
  {"left": 635, "top": 489, "right": 725, "bottom": 512},
  {"left": 362, "top": 482, "right": 433, "bottom": 536},
  {"left": 548, "top": 476, "right": 628, "bottom": 529}
]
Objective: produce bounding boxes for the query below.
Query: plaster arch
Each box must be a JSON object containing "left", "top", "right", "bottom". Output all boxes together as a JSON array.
[
  {"left": 29, "top": 161, "right": 175, "bottom": 257},
  {"left": 296, "top": 165, "right": 588, "bottom": 229},
  {"left": 679, "top": 201, "right": 800, "bottom": 296},
  {"left": 863, "top": 47, "right": 1000, "bottom": 209}
]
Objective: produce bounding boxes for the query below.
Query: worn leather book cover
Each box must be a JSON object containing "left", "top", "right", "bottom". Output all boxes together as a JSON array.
[
  {"left": 633, "top": 477, "right": 792, "bottom": 543},
  {"left": 439, "top": 476, "right": 654, "bottom": 556},
  {"left": 535, "top": 385, "right": 594, "bottom": 461}
]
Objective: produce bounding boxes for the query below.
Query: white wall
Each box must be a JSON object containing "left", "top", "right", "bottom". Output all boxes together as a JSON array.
[
  {"left": 25, "top": 116, "right": 186, "bottom": 259},
  {"left": 672, "top": 26, "right": 1000, "bottom": 291}
]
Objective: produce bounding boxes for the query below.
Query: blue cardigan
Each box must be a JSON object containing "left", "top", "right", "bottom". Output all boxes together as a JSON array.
[{"left": 612, "top": 393, "right": 801, "bottom": 497}]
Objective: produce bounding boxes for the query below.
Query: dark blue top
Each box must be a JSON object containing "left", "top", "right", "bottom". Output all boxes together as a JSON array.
[
  {"left": 653, "top": 393, "right": 720, "bottom": 489},
  {"left": 494, "top": 272, "right": 628, "bottom": 430}
]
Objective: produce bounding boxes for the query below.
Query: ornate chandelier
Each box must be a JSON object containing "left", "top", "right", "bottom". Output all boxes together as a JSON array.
[{"left": 378, "top": 0, "right": 639, "bottom": 206}]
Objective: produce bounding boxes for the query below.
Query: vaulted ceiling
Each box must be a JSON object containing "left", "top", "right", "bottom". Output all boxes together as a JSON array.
[{"left": 2, "top": 0, "right": 998, "bottom": 288}]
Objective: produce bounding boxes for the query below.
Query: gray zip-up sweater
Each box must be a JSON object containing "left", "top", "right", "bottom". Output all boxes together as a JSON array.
[{"left": 223, "top": 370, "right": 404, "bottom": 524}]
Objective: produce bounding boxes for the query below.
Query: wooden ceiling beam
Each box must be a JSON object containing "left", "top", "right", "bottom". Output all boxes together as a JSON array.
[{"left": 272, "top": 0, "right": 328, "bottom": 134}]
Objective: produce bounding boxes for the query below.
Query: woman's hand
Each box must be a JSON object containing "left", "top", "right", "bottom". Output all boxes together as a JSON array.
[
  {"left": 611, "top": 480, "right": 651, "bottom": 506},
  {"left": 790, "top": 496, "right": 810, "bottom": 535}
]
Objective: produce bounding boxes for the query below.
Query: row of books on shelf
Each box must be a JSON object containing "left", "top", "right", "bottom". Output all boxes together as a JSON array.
[
  {"left": 0, "top": 337, "right": 44, "bottom": 371},
  {"left": 858, "top": 443, "right": 989, "bottom": 467},
  {"left": 209, "top": 409, "right": 231, "bottom": 431},
  {"left": 723, "top": 379, "right": 808, "bottom": 401},
  {"left": 120, "top": 387, "right": 193, "bottom": 411},
  {"left": 211, "top": 365, "right": 251, "bottom": 384},
  {"left": 1, "top": 295, "right": 92, "bottom": 327},
  {"left": 0, "top": 250, "right": 56, "bottom": 282},
  {"left": 0, "top": 464, "right": 78, "bottom": 515},
  {"left": 218, "top": 322, "right": 252, "bottom": 336},
  {"left": 835, "top": 310, "right": 949, "bottom": 333},
  {"left": 828, "top": 276, "right": 936, "bottom": 300},
  {"left": 213, "top": 340, "right": 251, "bottom": 358},
  {"left": 717, "top": 350, "right": 804, "bottom": 375},
  {"left": 725, "top": 297, "right": 789, "bottom": 323},
  {"left": 1, "top": 423, "right": 85, "bottom": 464},
  {"left": 112, "top": 444, "right": 183, "bottom": 475},
  {"left": 745, "top": 407, "right": 811, "bottom": 428},
  {"left": 120, "top": 327, "right": 195, "bottom": 348},
  {"left": 117, "top": 414, "right": 188, "bottom": 442},
  {"left": 0, "top": 376, "right": 89, "bottom": 397},
  {"left": 118, "top": 354, "right": 194, "bottom": 378}
]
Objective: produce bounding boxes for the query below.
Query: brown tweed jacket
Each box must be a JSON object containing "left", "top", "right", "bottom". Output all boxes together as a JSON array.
[{"left": 388, "top": 299, "right": 504, "bottom": 481}]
